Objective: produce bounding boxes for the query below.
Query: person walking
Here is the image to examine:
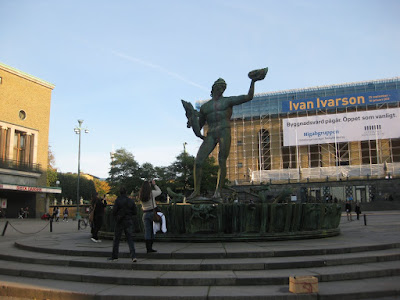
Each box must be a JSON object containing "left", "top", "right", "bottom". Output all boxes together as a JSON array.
[
  {"left": 55, "top": 207, "right": 60, "bottom": 222},
  {"left": 63, "top": 207, "right": 69, "bottom": 222},
  {"left": 108, "top": 187, "right": 137, "bottom": 262},
  {"left": 91, "top": 193, "right": 107, "bottom": 243},
  {"left": 139, "top": 179, "right": 161, "bottom": 253}
]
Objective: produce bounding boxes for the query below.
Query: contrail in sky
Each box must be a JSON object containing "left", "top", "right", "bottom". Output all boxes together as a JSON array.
[{"left": 112, "top": 51, "right": 208, "bottom": 91}]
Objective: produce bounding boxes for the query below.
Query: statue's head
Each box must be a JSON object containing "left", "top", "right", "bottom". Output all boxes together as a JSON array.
[{"left": 211, "top": 78, "right": 227, "bottom": 97}]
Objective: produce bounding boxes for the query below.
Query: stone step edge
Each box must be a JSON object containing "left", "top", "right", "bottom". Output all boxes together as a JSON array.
[
  {"left": 13, "top": 240, "right": 400, "bottom": 259},
  {"left": 0, "top": 248, "right": 399, "bottom": 271},
  {"left": 0, "top": 275, "right": 399, "bottom": 300},
  {"left": 0, "top": 259, "right": 399, "bottom": 286}
]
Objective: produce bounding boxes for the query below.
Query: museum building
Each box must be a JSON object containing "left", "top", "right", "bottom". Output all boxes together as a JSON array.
[
  {"left": 0, "top": 62, "right": 61, "bottom": 218},
  {"left": 198, "top": 77, "right": 400, "bottom": 203}
]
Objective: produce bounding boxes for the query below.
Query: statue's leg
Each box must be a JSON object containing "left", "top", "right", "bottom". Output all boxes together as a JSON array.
[
  {"left": 188, "top": 136, "right": 217, "bottom": 199},
  {"left": 214, "top": 132, "right": 231, "bottom": 198}
]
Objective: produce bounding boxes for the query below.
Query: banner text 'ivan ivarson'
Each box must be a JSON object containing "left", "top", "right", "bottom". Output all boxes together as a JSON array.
[{"left": 288, "top": 96, "right": 365, "bottom": 112}]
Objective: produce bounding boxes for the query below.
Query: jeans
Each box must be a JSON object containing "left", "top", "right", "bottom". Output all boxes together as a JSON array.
[
  {"left": 142, "top": 211, "right": 154, "bottom": 240},
  {"left": 111, "top": 219, "right": 136, "bottom": 259}
]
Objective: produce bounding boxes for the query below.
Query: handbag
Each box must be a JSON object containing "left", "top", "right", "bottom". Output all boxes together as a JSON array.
[
  {"left": 151, "top": 194, "right": 162, "bottom": 223},
  {"left": 89, "top": 203, "right": 96, "bottom": 223},
  {"left": 153, "top": 207, "right": 162, "bottom": 223}
]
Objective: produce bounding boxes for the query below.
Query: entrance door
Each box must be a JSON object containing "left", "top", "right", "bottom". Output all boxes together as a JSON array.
[{"left": 355, "top": 186, "right": 366, "bottom": 203}]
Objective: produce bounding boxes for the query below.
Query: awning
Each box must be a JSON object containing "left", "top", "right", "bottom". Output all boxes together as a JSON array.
[{"left": 0, "top": 183, "right": 61, "bottom": 194}]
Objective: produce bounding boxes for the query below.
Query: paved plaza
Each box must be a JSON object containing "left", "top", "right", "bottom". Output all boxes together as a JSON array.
[{"left": 0, "top": 211, "right": 399, "bottom": 299}]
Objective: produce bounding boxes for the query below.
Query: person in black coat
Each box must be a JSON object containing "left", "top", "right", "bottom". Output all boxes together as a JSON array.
[
  {"left": 91, "top": 193, "right": 107, "bottom": 242},
  {"left": 108, "top": 187, "right": 137, "bottom": 262},
  {"left": 355, "top": 202, "right": 361, "bottom": 220}
]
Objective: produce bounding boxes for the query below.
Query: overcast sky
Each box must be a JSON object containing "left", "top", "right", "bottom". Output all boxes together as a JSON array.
[{"left": 1, "top": 0, "right": 399, "bottom": 179}]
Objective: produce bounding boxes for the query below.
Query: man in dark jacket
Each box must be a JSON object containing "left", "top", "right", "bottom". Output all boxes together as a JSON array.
[
  {"left": 108, "top": 187, "right": 137, "bottom": 262},
  {"left": 91, "top": 193, "right": 107, "bottom": 242}
]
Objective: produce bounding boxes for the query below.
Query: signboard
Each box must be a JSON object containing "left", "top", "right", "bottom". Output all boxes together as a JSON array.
[
  {"left": 281, "top": 89, "right": 400, "bottom": 113},
  {"left": 0, "top": 184, "right": 61, "bottom": 194},
  {"left": 283, "top": 107, "right": 400, "bottom": 147},
  {"left": 1, "top": 199, "right": 6, "bottom": 209}
]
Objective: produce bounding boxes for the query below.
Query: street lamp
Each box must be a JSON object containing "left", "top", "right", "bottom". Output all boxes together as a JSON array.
[{"left": 74, "top": 119, "right": 89, "bottom": 220}]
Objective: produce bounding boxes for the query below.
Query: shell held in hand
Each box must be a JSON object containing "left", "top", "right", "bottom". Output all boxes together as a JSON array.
[{"left": 248, "top": 67, "right": 268, "bottom": 81}]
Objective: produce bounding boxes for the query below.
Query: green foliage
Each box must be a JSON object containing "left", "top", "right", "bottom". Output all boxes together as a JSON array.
[
  {"left": 47, "top": 146, "right": 58, "bottom": 187},
  {"left": 57, "top": 173, "right": 96, "bottom": 202},
  {"left": 106, "top": 148, "right": 219, "bottom": 198},
  {"left": 107, "top": 148, "right": 142, "bottom": 195}
]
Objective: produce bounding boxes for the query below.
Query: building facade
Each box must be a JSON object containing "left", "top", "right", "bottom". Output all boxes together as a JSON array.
[
  {"left": 198, "top": 77, "right": 400, "bottom": 203},
  {"left": 0, "top": 62, "right": 61, "bottom": 218}
]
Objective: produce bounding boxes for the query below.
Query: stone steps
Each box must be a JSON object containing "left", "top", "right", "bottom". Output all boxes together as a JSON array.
[
  {"left": 0, "top": 223, "right": 399, "bottom": 299},
  {"left": 1, "top": 243, "right": 400, "bottom": 272},
  {"left": 0, "top": 274, "right": 399, "bottom": 300},
  {"left": 0, "top": 256, "right": 400, "bottom": 286}
]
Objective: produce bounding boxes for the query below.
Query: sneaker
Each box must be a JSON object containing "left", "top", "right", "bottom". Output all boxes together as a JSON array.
[
  {"left": 132, "top": 258, "right": 137, "bottom": 263},
  {"left": 97, "top": 240, "right": 102, "bottom": 243},
  {"left": 107, "top": 257, "right": 118, "bottom": 261},
  {"left": 90, "top": 238, "right": 98, "bottom": 243}
]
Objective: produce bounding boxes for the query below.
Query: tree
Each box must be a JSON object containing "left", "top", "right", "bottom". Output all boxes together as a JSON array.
[
  {"left": 168, "top": 151, "right": 219, "bottom": 196},
  {"left": 57, "top": 172, "right": 96, "bottom": 203},
  {"left": 93, "top": 178, "right": 111, "bottom": 196},
  {"left": 47, "top": 146, "right": 58, "bottom": 187},
  {"left": 107, "top": 148, "right": 142, "bottom": 195}
]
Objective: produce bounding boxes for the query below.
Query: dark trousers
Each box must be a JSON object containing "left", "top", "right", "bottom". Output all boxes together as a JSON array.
[
  {"left": 112, "top": 219, "right": 136, "bottom": 259},
  {"left": 92, "top": 215, "right": 103, "bottom": 240}
]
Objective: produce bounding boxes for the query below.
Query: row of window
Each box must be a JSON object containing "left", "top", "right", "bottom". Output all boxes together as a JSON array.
[{"left": 235, "top": 130, "right": 400, "bottom": 170}]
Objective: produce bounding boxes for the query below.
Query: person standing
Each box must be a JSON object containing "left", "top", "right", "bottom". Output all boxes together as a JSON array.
[
  {"left": 139, "top": 180, "right": 161, "bottom": 253},
  {"left": 109, "top": 187, "right": 137, "bottom": 262},
  {"left": 355, "top": 202, "right": 361, "bottom": 220},
  {"left": 91, "top": 193, "right": 107, "bottom": 243},
  {"left": 345, "top": 200, "right": 353, "bottom": 221}
]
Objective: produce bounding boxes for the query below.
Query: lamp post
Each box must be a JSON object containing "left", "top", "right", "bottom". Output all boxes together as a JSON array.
[{"left": 74, "top": 120, "right": 89, "bottom": 220}]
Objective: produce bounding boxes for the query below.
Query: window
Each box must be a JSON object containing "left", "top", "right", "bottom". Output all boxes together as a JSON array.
[
  {"left": 258, "top": 129, "right": 271, "bottom": 170},
  {"left": 309, "top": 145, "right": 322, "bottom": 167},
  {"left": 19, "top": 110, "right": 26, "bottom": 120},
  {"left": 336, "top": 142, "right": 349, "bottom": 166},
  {"left": 0, "top": 126, "right": 9, "bottom": 161},
  {"left": 390, "top": 138, "right": 400, "bottom": 162},
  {"left": 13, "top": 131, "right": 27, "bottom": 164},
  {"left": 281, "top": 134, "right": 296, "bottom": 169},
  {"left": 361, "top": 140, "right": 377, "bottom": 164}
]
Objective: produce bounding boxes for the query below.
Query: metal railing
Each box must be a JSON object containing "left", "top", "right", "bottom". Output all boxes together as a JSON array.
[{"left": 0, "top": 159, "right": 42, "bottom": 173}]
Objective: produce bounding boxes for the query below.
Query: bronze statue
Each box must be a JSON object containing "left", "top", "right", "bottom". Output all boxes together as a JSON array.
[{"left": 182, "top": 68, "right": 268, "bottom": 199}]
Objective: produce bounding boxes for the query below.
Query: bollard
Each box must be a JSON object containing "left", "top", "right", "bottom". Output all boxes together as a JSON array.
[
  {"left": 2, "top": 221, "right": 9, "bottom": 236},
  {"left": 50, "top": 218, "right": 53, "bottom": 232},
  {"left": 364, "top": 214, "right": 367, "bottom": 226}
]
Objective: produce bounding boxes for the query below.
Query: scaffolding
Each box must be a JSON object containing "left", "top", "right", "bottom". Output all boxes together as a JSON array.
[{"left": 203, "top": 77, "right": 400, "bottom": 185}]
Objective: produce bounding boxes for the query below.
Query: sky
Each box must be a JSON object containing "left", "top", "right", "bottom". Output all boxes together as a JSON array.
[{"left": 1, "top": 0, "right": 399, "bottom": 179}]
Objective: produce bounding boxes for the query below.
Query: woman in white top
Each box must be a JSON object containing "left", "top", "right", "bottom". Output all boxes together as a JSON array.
[{"left": 139, "top": 179, "right": 161, "bottom": 253}]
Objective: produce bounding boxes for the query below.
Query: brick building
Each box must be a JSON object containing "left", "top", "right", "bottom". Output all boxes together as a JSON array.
[{"left": 0, "top": 62, "right": 61, "bottom": 218}]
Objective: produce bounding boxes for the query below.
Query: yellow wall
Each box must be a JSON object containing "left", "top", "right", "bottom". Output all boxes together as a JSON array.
[{"left": 0, "top": 63, "right": 54, "bottom": 174}]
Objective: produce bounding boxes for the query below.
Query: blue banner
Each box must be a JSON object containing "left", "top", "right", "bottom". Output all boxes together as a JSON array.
[{"left": 281, "top": 89, "right": 400, "bottom": 113}]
